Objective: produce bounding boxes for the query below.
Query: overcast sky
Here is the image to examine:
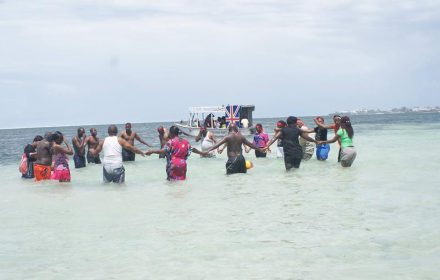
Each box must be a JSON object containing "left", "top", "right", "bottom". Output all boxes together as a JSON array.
[{"left": 1, "top": 0, "right": 439, "bottom": 128}]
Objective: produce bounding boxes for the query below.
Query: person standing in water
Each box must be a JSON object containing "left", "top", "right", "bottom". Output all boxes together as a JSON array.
[
  {"left": 314, "top": 115, "right": 342, "bottom": 162},
  {"left": 145, "top": 126, "right": 206, "bottom": 181},
  {"left": 51, "top": 131, "right": 73, "bottom": 182},
  {"left": 120, "top": 122, "right": 151, "bottom": 162},
  {"left": 86, "top": 128, "right": 101, "bottom": 164},
  {"left": 72, "top": 127, "right": 87, "bottom": 168},
  {"left": 21, "top": 135, "right": 43, "bottom": 179},
  {"left": 206, "top": 123, "right": 263, "bottom": 175},
  {"left": 195, "top": 126, "right": 217, "bottom": 158},
  {"left": 90, "top": 125, "right": 146, "bottom": 184},
  {"left": 34, "top": 132, "right": 54, "bottom": 181},
  {"left": 249, "top": 123, "right": 269, "bottom": 158},
  {"left": 274, "top": 120, "right": 287, "bottom": 158},
  {"left": 297, "top": 119, "right": 315, "bottom": 160},
  {"left": 157, "top": 126, "right": 167, "bottom": 159},
  {"left": 301, "top": 116, "right": 330, "bottom": 160},
  {"left": 265, "top": 116, "right": 317, "bottom": 171},
  {"left": 318, "top": 116, "right": 357, "bottom": 167}
]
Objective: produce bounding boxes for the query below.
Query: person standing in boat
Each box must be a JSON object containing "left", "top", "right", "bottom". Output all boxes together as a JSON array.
[{"left": 195, "top": 126, "right": 217, "bottom": 158}]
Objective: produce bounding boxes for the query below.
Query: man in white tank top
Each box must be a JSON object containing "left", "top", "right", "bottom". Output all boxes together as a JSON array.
[{"left": 89, "top": 125, "right": 145, "bottom": 183}]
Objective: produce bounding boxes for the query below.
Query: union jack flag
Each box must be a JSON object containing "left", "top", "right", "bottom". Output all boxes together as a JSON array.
[{"left": 225, "top": 105, "right": 241, "bottom": 127}]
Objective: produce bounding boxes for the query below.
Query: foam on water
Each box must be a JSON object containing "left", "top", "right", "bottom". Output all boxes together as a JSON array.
[{"left": 0, "top": 114, "right": 439, "bottom": 279}]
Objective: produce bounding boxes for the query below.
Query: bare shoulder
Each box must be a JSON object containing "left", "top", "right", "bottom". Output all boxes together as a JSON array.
[
  {"left": 52, "top": 143, "right": 61, "bottom": 152},
  {"left": 118, "top": 136, "right": 128, "bottom": 145}
]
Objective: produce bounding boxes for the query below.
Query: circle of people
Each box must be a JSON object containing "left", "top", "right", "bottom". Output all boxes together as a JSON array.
[{"left": 19, "top": 115, "right": 356, "bottom": 183}]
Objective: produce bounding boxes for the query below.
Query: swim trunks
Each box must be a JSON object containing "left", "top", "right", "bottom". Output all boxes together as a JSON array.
[
  {"left": 34, "top": 164, "right": 51, "bottom": 181},
  {"left": 316, "top": 144, "right": 330, "bottom": 160},
  {"left": 255, "top": 150, "right": 267, "bottom": 158},
  {"left": 226, "top": 155, "right": 247, "bottom": 175},
  {"left": 103, "top": 164, "right": 125, "bottom": 183},
  {"left": 73, "top": 154, "right": 86, "bottom": 168},
  {"left": 87, "top": 151, "right": 102, "bottom": 164},
  {"left": 122, "top": 148, "right": 135, "bottom": 162}
]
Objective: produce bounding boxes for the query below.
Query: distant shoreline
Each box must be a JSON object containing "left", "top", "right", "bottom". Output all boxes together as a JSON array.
[
  {"left": 332, "top": 108, "right": 440, "bottom": 116},
  {"left": 1, "top": 111, "right": 439, "bottom": 130}
]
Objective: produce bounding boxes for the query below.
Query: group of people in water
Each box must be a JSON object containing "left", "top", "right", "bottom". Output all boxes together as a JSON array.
[{"left": 19, "top": 115, "right": 356, "bottom": 184}]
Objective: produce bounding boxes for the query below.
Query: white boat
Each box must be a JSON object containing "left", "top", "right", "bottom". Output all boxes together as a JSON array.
[{"left": 175, "top": 105, "right": 256, "bottom": 137}]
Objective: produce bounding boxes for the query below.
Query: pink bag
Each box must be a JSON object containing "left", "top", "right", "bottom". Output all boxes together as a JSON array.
[{"left": 19, "top": 153, "right": 28, "bottom": 175}]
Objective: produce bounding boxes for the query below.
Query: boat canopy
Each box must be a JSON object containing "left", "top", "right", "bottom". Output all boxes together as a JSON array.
[
  {"left": 185, "top": 104, "right": 255, "bottom": 128},
  {"left": 189, "top": 106, "right": 225, "bottom": 114}
]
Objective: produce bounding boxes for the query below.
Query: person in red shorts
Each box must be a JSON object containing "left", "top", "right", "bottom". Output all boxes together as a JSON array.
[
  {"left": 50, "top": 131, "right": 74, "bottom": 182},
  {"left": 34, "top": 132, "right": 54, "bottom": 181}
]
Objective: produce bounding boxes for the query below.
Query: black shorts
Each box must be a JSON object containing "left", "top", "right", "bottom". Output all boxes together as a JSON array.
[
  {"left": 284, "top": 156, "right": 301, "bottom": 170},
  {"left": 255, "top": 150, "right": 267, "bottom": 158},
  {"left": 226, "top": 155, "right": 247, "bottom": 175},
  {"left": 122, "top": 148, "right": 136, "bottom": 162},
  {"left": 87, "top": 151, "right": 102, "bottom": 164},
  {"left": 74, "top": 154, "right": 86, "bottom": 168}
]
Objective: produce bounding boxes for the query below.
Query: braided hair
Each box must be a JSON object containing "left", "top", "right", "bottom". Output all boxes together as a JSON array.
[{"left": 340, "top": 116, "right": 354, "bottom": 139}]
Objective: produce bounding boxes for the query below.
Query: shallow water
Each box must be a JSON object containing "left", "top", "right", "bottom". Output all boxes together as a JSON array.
[{"left": 0, "top": 114, "right": 439, "bottom": 279}]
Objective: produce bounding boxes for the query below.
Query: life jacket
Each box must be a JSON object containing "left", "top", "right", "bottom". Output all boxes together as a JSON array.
[{"left": 19, "top": 153, "right": 28, "bottom": 175}]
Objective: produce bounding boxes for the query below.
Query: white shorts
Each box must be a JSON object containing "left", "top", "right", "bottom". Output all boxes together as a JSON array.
[{"left": 277, "top": 147, "right": 284, "bottom": 158}]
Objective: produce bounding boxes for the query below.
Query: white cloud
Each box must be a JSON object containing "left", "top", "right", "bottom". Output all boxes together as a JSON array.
[{"left": 0, "top": 0, "right": 439, "bottom": 127}]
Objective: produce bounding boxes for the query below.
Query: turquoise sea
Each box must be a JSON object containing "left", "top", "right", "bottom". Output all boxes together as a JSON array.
[{"left": 0, "top": 113, "right": 439, "bottom": 279}]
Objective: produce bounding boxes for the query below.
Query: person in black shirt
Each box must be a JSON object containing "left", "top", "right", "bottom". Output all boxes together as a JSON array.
[
  {"left": 301, "top": 116, "right": 330, "bottom": 161},
  {"left": 265, "top": 116, "right": 316, "bottom": 170},
  {"left": 22, "top": 135, "right": 43, "bottom": 179}
]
